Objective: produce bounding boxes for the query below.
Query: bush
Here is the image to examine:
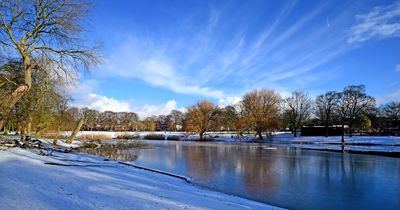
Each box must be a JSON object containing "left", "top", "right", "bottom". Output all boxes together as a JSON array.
[
  {"left": 77, "top": 134, "right": 112, "bottom": 141},
  {"left": 166, "top": 135, "right": 181, "bottom": 141},
  {"left": 143, "top": 134, "right": 165, "bottom": 140}
]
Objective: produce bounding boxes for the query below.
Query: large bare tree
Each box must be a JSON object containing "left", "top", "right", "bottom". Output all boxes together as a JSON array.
[
  {"left": 241, "top": 89, "right": 281, "bottom": 140},
  {"left": 381, "top": 101, "right": 400, "bottom": 129},
  {"left": 0, "top": 0, "right": 100, "bottom": 129},
  {"left": 284, "top": 91, "right": 312, "bottom": 137},
  {"left": 339, "top": 85, "right": 375, "bottom": 138}
]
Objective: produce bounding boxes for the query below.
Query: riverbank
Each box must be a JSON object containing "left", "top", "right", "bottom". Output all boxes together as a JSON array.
[{"left": 0, "top": 148, "right": 281, "bottom": 210}]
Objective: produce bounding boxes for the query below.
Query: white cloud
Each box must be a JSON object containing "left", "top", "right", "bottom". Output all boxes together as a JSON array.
[
  {"left": 74, "top": 93, "right": 131, "bottom": 112},
  {"left": 396, "top": 64, "right": 400, "bottom": 72},
  {"left": 134, "top": 100, "right": 185, "bottom": 119},
  {"left": 348, "top": 1, "right": 400, "bottom": 43},
  {"left": 218, "top": 96, "right": 241, "bottom": 107},
  {"left": 72, "top": 92, "right": 184, "bottom": 119}
]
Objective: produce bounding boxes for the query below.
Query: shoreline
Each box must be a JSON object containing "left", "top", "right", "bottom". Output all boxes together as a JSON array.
[{"left": 0, "top": 148, "right": 282, "bottom": 210}]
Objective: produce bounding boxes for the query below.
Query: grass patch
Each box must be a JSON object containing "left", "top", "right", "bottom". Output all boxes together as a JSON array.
[
  {"left": 115, "top": 133, "right": 139, "bottom": 140},
  {"left": 41, "top": 133, "right": 66, "bottom": 140}
]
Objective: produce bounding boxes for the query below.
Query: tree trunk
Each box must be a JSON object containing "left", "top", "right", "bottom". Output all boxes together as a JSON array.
[
  {"left": 26, "top": 114, "right": 32, "bottom": 136},
  {"left": 19, "top": 125, "right": 26, "bottom": 141},
  {"left": 325, "top": 121, "right": 329, "bottom": 137},
  {"left": 257, "top": 131, "right": 263, "bottom": 140},
  {"left": 349, "top": 121, "right": 353, "bottom": 137},
  {"left": 341, "top": 121, "right": 345, "bottom": 152},
  {"left": 294, "top": 128, "right": 297, "bottom": 137},
  {"left": 0, "top": 85, "right": 30, "bottom": 129},
  {"left": 66, "top": 117, "right": 84, "bottom": 144},
  {"left": 199, "top": 131, "right": 204, "bottom": 141}
]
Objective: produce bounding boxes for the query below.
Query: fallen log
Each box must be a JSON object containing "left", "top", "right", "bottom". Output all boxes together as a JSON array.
[{"left": 118, "top": 161, "right": 192, "bottom": 183}]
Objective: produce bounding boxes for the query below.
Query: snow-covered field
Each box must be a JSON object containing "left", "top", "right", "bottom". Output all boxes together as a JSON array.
[
  {"left": 0, "top": 148, "right": 281, "bottom": 210},
  {"left": 270, "top": 133, "right": 400, "bottom": 153}
]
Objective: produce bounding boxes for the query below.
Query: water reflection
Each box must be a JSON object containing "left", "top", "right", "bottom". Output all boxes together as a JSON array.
[
  {"left": 78, "top": 143, "right": 145, "bottom": 162},
  {"left": 132, "top": 141, "right": 400, "bottom": 210}
]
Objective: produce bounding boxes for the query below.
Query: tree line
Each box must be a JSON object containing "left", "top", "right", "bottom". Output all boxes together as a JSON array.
[
  {"left": 181, "top": 86, "right": 399, "bottom": 140},
  {"left": 1, "top": 0, "right": 399, "bottom": 141}
]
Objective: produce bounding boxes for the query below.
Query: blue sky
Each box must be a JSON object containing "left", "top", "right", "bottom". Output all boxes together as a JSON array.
[{"left": 71, "top": 0, "right": 400, "bottom": 118}]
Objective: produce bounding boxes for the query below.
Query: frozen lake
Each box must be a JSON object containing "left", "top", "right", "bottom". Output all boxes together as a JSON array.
[{"left": 81, "top": 140, "right": 400, "bottom": 210}]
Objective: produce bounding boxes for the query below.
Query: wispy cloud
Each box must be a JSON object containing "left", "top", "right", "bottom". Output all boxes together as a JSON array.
[
  {"left": 348, "top": 1, "right": 400, "bottom": 43},
  {"left": 98, "top": 1, "right": 363, "bottom": 100},
  {"left": 376, "top": 91, "right": 400, "bottom": 104},
  {"left": 103, "top": 39, "right": 225, "bottom": 98},
  {"left": 396, "top": 64, "right": 400, "bottom": 72}
]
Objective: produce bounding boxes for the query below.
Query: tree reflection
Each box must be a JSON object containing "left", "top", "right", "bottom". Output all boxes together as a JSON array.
[
  {"left": 181, "top": 143, "right": 278, "bottom": 194},
  {"left": 182, "top": 145, "right": 219, "bottom": 178},
  {"left": 240, "top": 146, "right": 278, "bottom": 194}
]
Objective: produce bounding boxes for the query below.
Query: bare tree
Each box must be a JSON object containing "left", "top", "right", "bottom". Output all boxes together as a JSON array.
[
  {"left": 221, "top": 105, "right": 238, "bottom": 132},
  {"left": 0, "top": 0, "right": 100, "bottom": 129},
  {"left": 169, "top": 110, "right": 183, "bottom": 131},
  {"left": 98, "top": 111, "right": 117, "bottom": 131},
  {"left": 315, "top": 91, "right": 340, "bottom": 137},
  {"left": 381, "top": 101, "right": 400, "bottom": 129},
  {"left": 284, "top": 91, "right": 312, "bottom": 137},
  {"left": 241, "top": 89, "right": 281, "bottom": 140},
  {"left": 82, "top": 108, "right": 99, "bottom": 131},
  {"left": 143, "top": 115, "right": 157, "bottom": 131},
  {"left": 186, "top": 100, "right": 218, "bottom": 140}
]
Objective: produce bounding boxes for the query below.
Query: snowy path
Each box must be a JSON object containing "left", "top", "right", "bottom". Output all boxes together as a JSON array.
[{"left": 0, "top": 149, "right": 282, "bottom": 210}]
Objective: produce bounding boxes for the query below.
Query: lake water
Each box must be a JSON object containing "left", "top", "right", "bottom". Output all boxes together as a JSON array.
[{"left": 82, "top": 140, "right": 400, "bottom": 210}]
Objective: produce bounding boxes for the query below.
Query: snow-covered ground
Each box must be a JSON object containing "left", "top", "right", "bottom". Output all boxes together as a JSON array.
[
  {"left": 271, "top": 133, "right": 400, "bottom": 145},
  {"left": 0, "top": 148, "right": 281, "bottom": 210}
]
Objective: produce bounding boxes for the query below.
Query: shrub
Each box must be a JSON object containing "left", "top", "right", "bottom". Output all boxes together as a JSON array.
[
  {"left": 82, "top": 141, "right": 99, "bottom": 149},
  {"left": 143, "top": 134, "right": 165, "bottom": 140},
  {"left": 194, "top": 136, "right": 215, "bottom": 141}
]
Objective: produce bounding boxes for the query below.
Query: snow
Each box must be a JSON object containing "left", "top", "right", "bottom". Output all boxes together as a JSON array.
[
  {"left": 271, "top": 133, "right": 400, "bottom": 145},
  {"left": 0, "top": 148, "right": 282, "bottom": 210}
]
